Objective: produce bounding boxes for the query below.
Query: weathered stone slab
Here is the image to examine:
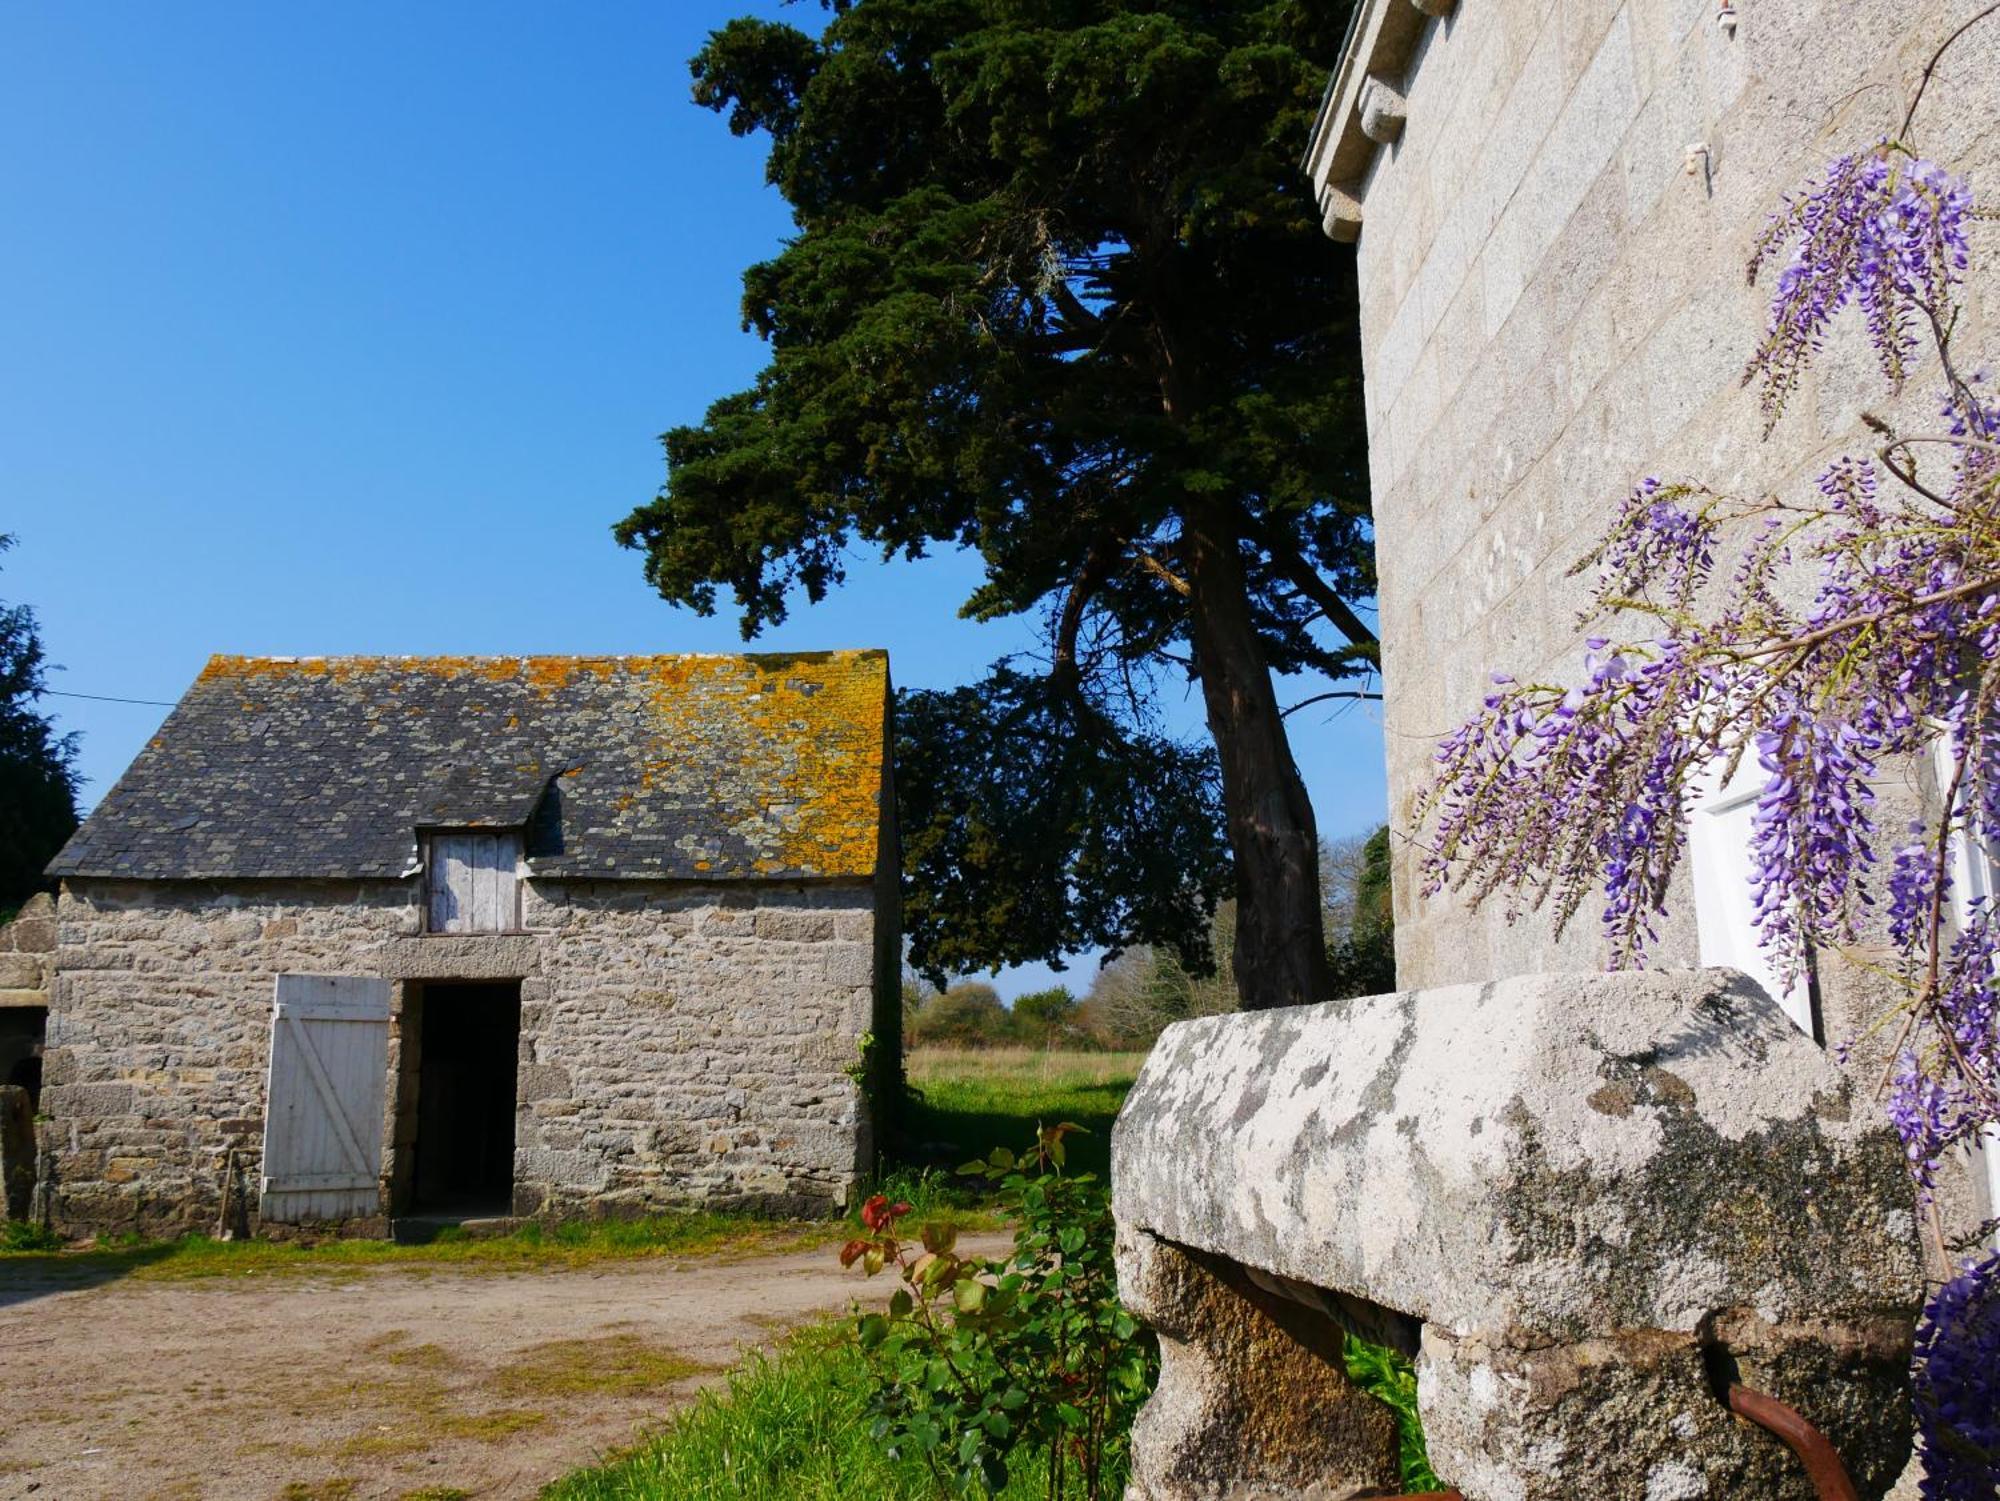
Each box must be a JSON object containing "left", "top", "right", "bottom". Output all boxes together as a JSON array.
[{"left": 1112, "top": 970, "right": 1922, "bottom": 1499}]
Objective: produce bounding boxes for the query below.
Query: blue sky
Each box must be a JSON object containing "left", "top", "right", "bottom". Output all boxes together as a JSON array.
[{"left": 0, "top": 3, "right": 1386, "bottom": 996}]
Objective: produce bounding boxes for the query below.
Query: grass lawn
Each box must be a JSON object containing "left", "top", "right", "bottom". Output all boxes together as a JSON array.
[
  {"left": 0, "top": 1211, "right": 832, "bottom": 1280},
  {"left": 900, "top": 1047, "right": 1150, "bottom": 1180}
]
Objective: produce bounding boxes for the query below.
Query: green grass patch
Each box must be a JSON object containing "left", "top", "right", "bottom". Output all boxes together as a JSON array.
[
  {"left": 1344, "top": 1333, "right": 1444, "bottom": 1494},
  {"left": 0, "top": 1212, "right": 832, "bottom": 1280},
  {"left": 899, "top": 1048, "right": 1147, "bottom": 1184},
  {"left": 542, "top": 1322, "right": 1060, "bottom": 1501},
  {"left": 2, "top": 1219, "right": 62, "bottom": 1252}
]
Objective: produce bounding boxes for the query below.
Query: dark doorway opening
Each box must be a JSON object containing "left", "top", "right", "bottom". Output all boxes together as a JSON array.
[
  {"left": 410, "top": 981, "right": 520, "bottom": 1215},
  {"left": 0, "top": 1007, "right": 45, "bottom": 1109}
]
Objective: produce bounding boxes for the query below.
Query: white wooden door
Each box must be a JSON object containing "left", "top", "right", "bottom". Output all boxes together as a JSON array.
[
  {"left": 261, "top": 974, "right": 391, "bottom": 1224},
  {"left": 426, "top": 833, "right": 521, "bottom": 933},
  {"left": 1688, "top": 757, "right": 1816, "bottom": 1035}
]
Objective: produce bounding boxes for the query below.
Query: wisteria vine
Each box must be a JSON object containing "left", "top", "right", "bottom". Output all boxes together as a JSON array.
[{"left": 1417, "top": 140, "right": 1997, "bottom": 1493}]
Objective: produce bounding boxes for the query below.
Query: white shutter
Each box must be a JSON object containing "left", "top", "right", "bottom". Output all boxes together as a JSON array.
[
  {"left": 1687, "top": 758, "right": 1816, "bottom": 1035},
  {"left": 260, "top": 975, "right": 390, "bottom": 1223},
  {"left": 426, "top": 833, "right": 521, "bottom": 933},
  {"left": 1936, "top": 740, "right": 2000, "bottom": 1248}
]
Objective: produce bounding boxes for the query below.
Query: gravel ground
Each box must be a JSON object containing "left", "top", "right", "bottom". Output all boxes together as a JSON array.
[{"left": 0, "top": 1236, "right": 1005, "bottom": 1501}]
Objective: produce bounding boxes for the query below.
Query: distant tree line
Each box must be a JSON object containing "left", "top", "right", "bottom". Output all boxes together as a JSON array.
[{"left": 904, "top": 828, "right": 1396, "bottom": 1053}]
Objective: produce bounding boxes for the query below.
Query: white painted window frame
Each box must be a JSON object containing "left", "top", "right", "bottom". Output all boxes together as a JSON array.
[{"left": 1686, "top": 755, "right": 1818, "bottom": 1037}]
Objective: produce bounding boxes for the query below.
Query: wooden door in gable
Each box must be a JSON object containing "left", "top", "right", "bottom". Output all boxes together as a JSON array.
[{"left": 260, "top": 974, "right": 390, "bottom": 1224}]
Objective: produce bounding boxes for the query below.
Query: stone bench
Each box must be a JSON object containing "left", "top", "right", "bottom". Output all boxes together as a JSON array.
[{"left": 1111, "top": 970, "right": 1921, "bottom": 1500}]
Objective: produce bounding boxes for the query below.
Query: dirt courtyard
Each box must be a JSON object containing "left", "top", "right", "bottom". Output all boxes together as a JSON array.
[{"left": 0, "top": 1237, "right": 969, "bottom": 1501}]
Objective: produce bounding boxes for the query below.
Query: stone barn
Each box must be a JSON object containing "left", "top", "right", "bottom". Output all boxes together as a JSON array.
[{"left": 36, "top": 651, "right": 900, "bottom": 1238}]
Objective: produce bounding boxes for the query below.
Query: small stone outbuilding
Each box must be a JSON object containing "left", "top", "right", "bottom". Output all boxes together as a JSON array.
[{"left": 37, "top": 651, "right": 900, "bottom": 1238}]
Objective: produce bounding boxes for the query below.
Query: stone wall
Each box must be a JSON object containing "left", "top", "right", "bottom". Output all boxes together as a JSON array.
[
  {"left": 1309, "top": 0, "right": 2000, "bottom": 990},
  {"left": 0, "top": 891, "right": 56, "bottom": 995},
  {"left": 43, "top": 875, "right": 880, "bottom": 1237}
]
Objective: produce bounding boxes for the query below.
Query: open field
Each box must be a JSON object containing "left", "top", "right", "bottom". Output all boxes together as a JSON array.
[
  {"left": 905, "top": 1046, "right": 1151, "bottom": 1089},
  {"left": 901, "top": 1047, "right": 1150, "bottom": 1182}
]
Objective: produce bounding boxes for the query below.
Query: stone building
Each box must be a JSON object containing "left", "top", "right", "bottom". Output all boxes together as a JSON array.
[
  {"left": 36, "top": 651, "right": 899, "bottom": 1238},
  {"left": 1307, "top": 0, "right": 2000, "bottom": 1240}
]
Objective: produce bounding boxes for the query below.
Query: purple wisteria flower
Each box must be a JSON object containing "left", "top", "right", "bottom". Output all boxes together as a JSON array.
[
  {"left": 1913, "top": 1251, "right": 2000, "bottom": 1499},
  {"left": 1746, "top": 144, "right": 1973, "bottom": 431},
  {"left": 1419, "top": 142, "right": 1997, "bottom": 1472}
]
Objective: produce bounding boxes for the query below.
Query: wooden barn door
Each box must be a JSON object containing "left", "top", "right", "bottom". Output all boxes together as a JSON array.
[{"left": 261, "top": 974, "right": 391, "bottom": 1224}]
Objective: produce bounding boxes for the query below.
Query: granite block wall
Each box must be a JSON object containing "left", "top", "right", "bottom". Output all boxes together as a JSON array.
[
  {"left": 1316, "top": 0, "right": 2000, "bottom": 992},
  {"left": 42, "top": 876, "right": 879, "bottom": 1237}
]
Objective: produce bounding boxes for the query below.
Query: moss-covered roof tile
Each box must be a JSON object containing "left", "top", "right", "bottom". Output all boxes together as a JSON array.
[{"left": 50, "top": 651, "right": 890, "bottom": 882}]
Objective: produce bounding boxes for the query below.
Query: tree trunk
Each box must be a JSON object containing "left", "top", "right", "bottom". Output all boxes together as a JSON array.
[{"left": 1182, "top": 500, "right": 1332, "bottom": 1011}]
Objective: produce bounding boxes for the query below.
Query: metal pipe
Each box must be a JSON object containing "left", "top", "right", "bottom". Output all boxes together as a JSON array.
[{"left": 1727, "top": 1384, "right": 1863, "bottom": 1501}]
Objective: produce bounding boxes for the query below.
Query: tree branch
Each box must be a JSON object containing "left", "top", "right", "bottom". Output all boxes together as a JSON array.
[
  {"left": 1282, "top": 690, "right": 1384, "bottom": 718},
  {"left": 1901, "top": 3, "right": 2000, "bottom": 139},
  {"left": 1239, "top": 508, "right": 1379, "bottom": 650},
  {"left": 1054, "top": 546, "right": 1116, "bottom": 676},
  {"left": 1131, "top": 547, "right": 1192, "bottom": 597}
]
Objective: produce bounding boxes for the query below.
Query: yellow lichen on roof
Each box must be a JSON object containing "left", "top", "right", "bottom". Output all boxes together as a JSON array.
[
  {"left": 626, "top": 652, "right": 887, "bottom": 877},
  {"left": 193, "top": 650, "right": 889, "bottom": 877}
]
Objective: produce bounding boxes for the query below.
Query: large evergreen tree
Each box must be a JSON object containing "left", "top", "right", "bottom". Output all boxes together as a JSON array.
[
  {"left": 619, "top": 0, "right": 1371, "bottom": 1008},
  {"left": 0, "top": 536, "right": 79, "bottom": 910}
]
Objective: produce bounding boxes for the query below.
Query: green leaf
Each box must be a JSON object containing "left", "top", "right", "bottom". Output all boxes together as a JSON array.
[{"left": 952, "top": 1278, "right": 988, "bottom": 1314}]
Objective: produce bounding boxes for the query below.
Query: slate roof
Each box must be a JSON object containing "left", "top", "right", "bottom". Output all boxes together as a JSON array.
[{"left": 51, "top": 652, "right": 890, "bottom": 882}]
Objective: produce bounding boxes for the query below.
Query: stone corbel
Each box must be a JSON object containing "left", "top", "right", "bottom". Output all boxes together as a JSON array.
[
  {"left": 1358, "top": 74, "right": 1407, "bottom": 144},
  {"left": 1319, "top": 181, "right": 1365, "bottom": 243}
]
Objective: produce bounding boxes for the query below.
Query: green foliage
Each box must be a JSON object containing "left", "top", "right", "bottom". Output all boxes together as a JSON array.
[
  {"left": 621, "top": 0, "right": 1372, "bottom": 993},
  {"left": 1342, "top": 1334, "right": 1444, "bottom": 1494},
  {"left": 1323, "top": 925, "right": 1396, "bottom": 1000},
  {"left": 1351, "top": 825, "right": 1393, "bottom": 938},
  {"left": 541, "top": 1323, "right": 1063, "bottom": 1501},
  {"left": 1, "top": 1218, "right": 61, "bottom": 1252},
  {"left": 0, "top": 1213, "right": 825, "bottom": 1274},
  {"left": 0, "top": 536, "right": 79, "bottom": 908},
  {"left": 904, "top": 982, "right": 1088, "bottom": 1051},
  {"left": 908, "top": 981, "right": 1011, "bottom": 1047},
  {"left": 1009, "top": 987, "right": 1080, "bottom": 1046},
  {"left": 844, "top": 1126, "right": 1156, "bottom": 1498},
  {"left": 1323, "top": 823, "right": 1396, "bottom": 999},
  {"left": 896, "top": 668, "right": 1232, "bottom": 983}
]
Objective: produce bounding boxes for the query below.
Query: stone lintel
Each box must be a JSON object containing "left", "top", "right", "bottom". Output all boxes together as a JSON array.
[
  {"left": 380, "top": 934, "right": 540, "bottom": 980},
  {"left": 0, "top": 989, "right": 48, "bottom": 1009}
]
